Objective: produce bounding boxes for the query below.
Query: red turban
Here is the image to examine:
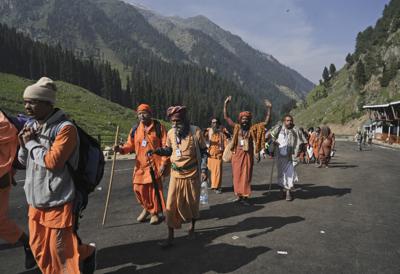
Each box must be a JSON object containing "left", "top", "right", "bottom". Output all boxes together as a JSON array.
[
  {"left": 136, "top": 104, "right": 152, "bottom": 114},
  {"left": 239, "top": 111, "right": 252, "bottom": 120},
  {"left": 167, "top": 106, "right": 187, "bottom": 119}
]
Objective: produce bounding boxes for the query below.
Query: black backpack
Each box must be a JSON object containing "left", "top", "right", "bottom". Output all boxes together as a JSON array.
[{"left": 51, "top": 119, "right": 105, "bottom": 230}]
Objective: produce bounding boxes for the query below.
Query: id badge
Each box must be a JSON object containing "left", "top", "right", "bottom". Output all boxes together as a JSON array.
[
  {"left": 176, "top": 149, "right": 182, "bottom": 157},
  {"left": 240, "top": 139, "right": 245, "bottom": 146},
  {"left": 141, "top": 139, "right": 147, "bottom": 147}
]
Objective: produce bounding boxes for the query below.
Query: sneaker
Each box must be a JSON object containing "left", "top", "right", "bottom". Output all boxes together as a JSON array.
[
  {"left": 23, "top": 245, "right": 36, "bottom": 269},
  {"left": 150, "top": 214, "right": 160, "bottom": 225},
  {"left": 82, "top": 245, "right": 96, "bottom": 274},
  {"left": 137, "top": 209, "right": 149, "bottom": 222}
]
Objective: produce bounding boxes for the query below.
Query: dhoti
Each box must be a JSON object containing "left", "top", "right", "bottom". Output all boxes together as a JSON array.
[
  {"left": 165, "top": 175, "right": 200, "bottom": 229},
  {"left": 207, "top": 157, "right": 223, "bottom": 189},
  {"left": 277, "top": 156, "right": 298, "bottom": 190}
]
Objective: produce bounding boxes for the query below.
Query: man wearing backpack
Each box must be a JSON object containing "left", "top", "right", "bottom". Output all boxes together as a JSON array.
[
  {"left": 114, "top": 104, "right": 169, "bottom": 225},
  {"left": 148, "top": 106, "right": 208, "bottom": 248},
  {"left": 0, "top": 110, "right": 36, "bottom": 270},
  {"left": 17, "top": 77, "right": 96, "bottom": 274}
]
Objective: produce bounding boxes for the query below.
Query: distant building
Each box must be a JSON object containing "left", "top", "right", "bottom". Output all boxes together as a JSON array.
[{"left": 363, "top": 101, "right": 400, "bottom": 144}]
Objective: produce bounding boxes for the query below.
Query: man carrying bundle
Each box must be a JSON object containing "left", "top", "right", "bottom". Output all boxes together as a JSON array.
[
  {"left": 115, "top": 104, "right": 169, "bottom": 225},
  {"left": 269, "top": 115, "right": 304, "bottom": 201},
  {"left": 148, "top": 106, "right": 208, "bottom": 248},
  {"left": 223, "top": 96, "right": 272, "bottom": 205}
]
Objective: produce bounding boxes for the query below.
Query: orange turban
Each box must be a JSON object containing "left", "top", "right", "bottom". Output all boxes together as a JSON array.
[
  {"left": 136, "top": 104, "right": 152, "bottom": 114},
  {"left": 239, "top": 111, "right": 252, "bottom": 120},
  {"left": 167, "top": 106, "right": 187, "bottom": 119}
]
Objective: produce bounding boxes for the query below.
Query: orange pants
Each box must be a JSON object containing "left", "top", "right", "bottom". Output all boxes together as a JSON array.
[
  {"left": 133, "top": 182, "right": 165, "bottom": 215},
  {"left": 0, "top": 186, "right": 23, "bottom": 244},
  {"left": 207, "top": 157, "right": 223, "bottom": 189},
  {"left": 29, "top": 216, "right": 94, "bottom": 274}
]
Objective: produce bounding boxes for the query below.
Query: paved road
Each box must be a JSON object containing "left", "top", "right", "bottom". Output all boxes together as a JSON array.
[{"left": 1, "top": 141, "right": 400, "bottom": 274}]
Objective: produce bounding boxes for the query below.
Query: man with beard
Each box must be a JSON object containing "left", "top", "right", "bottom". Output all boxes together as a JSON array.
[
  {"left": 148, "top": 106, "right": 208, "bottom": 248},
  {"left": 223, "top": 96, "right": 272, "bottom": 205},
  {"left": 205, "top": 118, "right": 229, "bottom": 194},
  {"left": 18, "top": 77, "right": 95, "bottom": 273},
  {"left": 114, "top": 104, "right": 169, "bottom": 225},
  {"left": 269, "top": 115, "right": 304, "bottom": 201}
]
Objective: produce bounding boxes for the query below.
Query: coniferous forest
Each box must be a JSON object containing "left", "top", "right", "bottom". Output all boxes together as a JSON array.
[{"left": 0, "top": 23, "right": 266, "bottom": 127}]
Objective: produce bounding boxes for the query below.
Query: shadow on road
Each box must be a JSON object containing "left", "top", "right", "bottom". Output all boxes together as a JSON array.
[
  {"left": 294, "top": 184, "right": 351, "bottom": 200},
  {"left": 96, "top": 216, "right": 304, "bottom": 273}
]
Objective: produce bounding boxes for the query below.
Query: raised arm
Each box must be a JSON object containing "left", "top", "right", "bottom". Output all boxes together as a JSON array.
[{"left": 223, "top": 96, "right": 235, "bottom": 127}]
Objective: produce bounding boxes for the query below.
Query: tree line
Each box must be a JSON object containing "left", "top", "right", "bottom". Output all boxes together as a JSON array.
[{"left": 0, "top": 23, "right": 266, "bottom": 128}]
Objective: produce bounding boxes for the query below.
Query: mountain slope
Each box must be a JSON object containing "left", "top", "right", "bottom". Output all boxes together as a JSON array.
[
  {"left": 292, "top": 0, "right": 400, "bottom": 129},
  {"left": 134, "top": 6, "right": 314, "bottom": 99},
  {"left": 0, "top": 72, "right": 136, "bottom": 138},
  {"left": 0, "top": 0, "right": 313, "bottom": 117}
]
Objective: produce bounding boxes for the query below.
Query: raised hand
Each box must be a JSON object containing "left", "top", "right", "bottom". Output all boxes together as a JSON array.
[
  {"left": 264, "top": 99, "right": 272, "bottom": 108},
  {"left": 224, "top": 96, "right": 232, "bottom": 105}
]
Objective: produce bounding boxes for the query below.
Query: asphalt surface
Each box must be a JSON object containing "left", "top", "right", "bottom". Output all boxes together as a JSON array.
[{"left": 1, "top": 141, "right": 400, "bottom": 274}]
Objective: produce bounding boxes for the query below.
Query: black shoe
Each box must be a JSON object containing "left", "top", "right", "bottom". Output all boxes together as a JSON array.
[
  {"left": 82, "top": 247, "right": 96, "bottom": 274},
  {"left": 24, "top": 246, "right": 36, "bottom": 270}
]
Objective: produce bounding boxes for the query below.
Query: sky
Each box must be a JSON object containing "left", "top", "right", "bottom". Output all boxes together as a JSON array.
[{"left": 130, "top": 0, "right": 390, "bottom": 83}]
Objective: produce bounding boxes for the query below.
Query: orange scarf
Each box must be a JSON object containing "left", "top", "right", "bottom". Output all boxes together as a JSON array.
[{"left": 0, "top": 112, "right": 18, "bottom": 177}]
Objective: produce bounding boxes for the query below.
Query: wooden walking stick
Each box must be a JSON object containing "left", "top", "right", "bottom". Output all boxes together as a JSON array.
[
  {"left": 102, "top": 125, "right": 120, "bottom": 226},
  {"left": 267, "top": 146, "right": 276, "bottom": 195}
]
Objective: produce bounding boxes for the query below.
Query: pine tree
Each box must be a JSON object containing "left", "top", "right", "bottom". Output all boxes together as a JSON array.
[
  {"left": 322, "top": 66, "right": 330, "bottom": 83},
  {"left": 355, "top": 60, "right": 367, "bottom": 86},
  {"left": 345, "top": 53, "right": 354, "bottom": 66},
  {"left": 329, "top": 63, "right": 336, "bottom": 76}
]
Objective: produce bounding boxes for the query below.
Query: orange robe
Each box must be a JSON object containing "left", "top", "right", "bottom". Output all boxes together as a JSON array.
[
  {"left": 120, "top": 121, "right": 168, "bottom": 214},
  {"left": 0, "top": 112, "right": 23, "bottom": 244},
  {"left": 28, "top": 125, "right": 93, "bottom": 274},
  {"left": 226, "top": 118, "right": 265, "bottom": 198},
  {"left": 206, "top": 129, "right": 227, "bottom": 189},
  {"left": 309, "top": 132, "right": 320, "bottom": 159},
  {"left": 165, "top": 127, "right": 207, "bottom": 229}
]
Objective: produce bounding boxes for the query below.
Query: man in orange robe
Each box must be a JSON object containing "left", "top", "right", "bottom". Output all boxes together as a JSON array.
[
  {"left": 205, "top": 118, "right": 229, "bottom": 194},
  {"left": 309, "top": 126, "right": 321, "bottom": 164},
  {"left": 223, "top": 96, "right": 272, "bottom": 205},
  {"left": 115, "top": 104, "right": 169, "bottom": 225},
  {"left": 150, "top": 106, "right": 208, "bottom": 248},
  {"left": 18, "top": 77, "right": 95, "bottom": 274},
  {"left": 0, "top": 110, "right": 36, "bottom": 270}
]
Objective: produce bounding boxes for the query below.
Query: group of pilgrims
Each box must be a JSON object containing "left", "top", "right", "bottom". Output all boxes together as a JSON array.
[{"left": 0, "top": 77, "right": 336, "bottom": 273}]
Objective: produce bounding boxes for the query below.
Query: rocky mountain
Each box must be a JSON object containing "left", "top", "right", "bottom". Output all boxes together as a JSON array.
[
  {"left": 137, "top": 8, "right": 314, "bottom": 98},
  {"left": 292, "top": 0, "right": 400, "bottom": 129},
  {"left": 0, "top": 0, "right": 314, "bottom": 117}
]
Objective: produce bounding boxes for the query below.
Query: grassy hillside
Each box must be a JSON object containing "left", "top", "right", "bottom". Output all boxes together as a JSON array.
[
  {"left": 293, "top": 0, "right": 400, "bottom": 129},
  {"left": 0, "top": 73, "right": 137, "bottom": 142}
]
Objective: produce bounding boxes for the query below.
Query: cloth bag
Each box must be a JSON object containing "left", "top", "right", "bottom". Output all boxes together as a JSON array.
[{"left": 222, "top": 141, "right": 233, "bottom": 163}]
